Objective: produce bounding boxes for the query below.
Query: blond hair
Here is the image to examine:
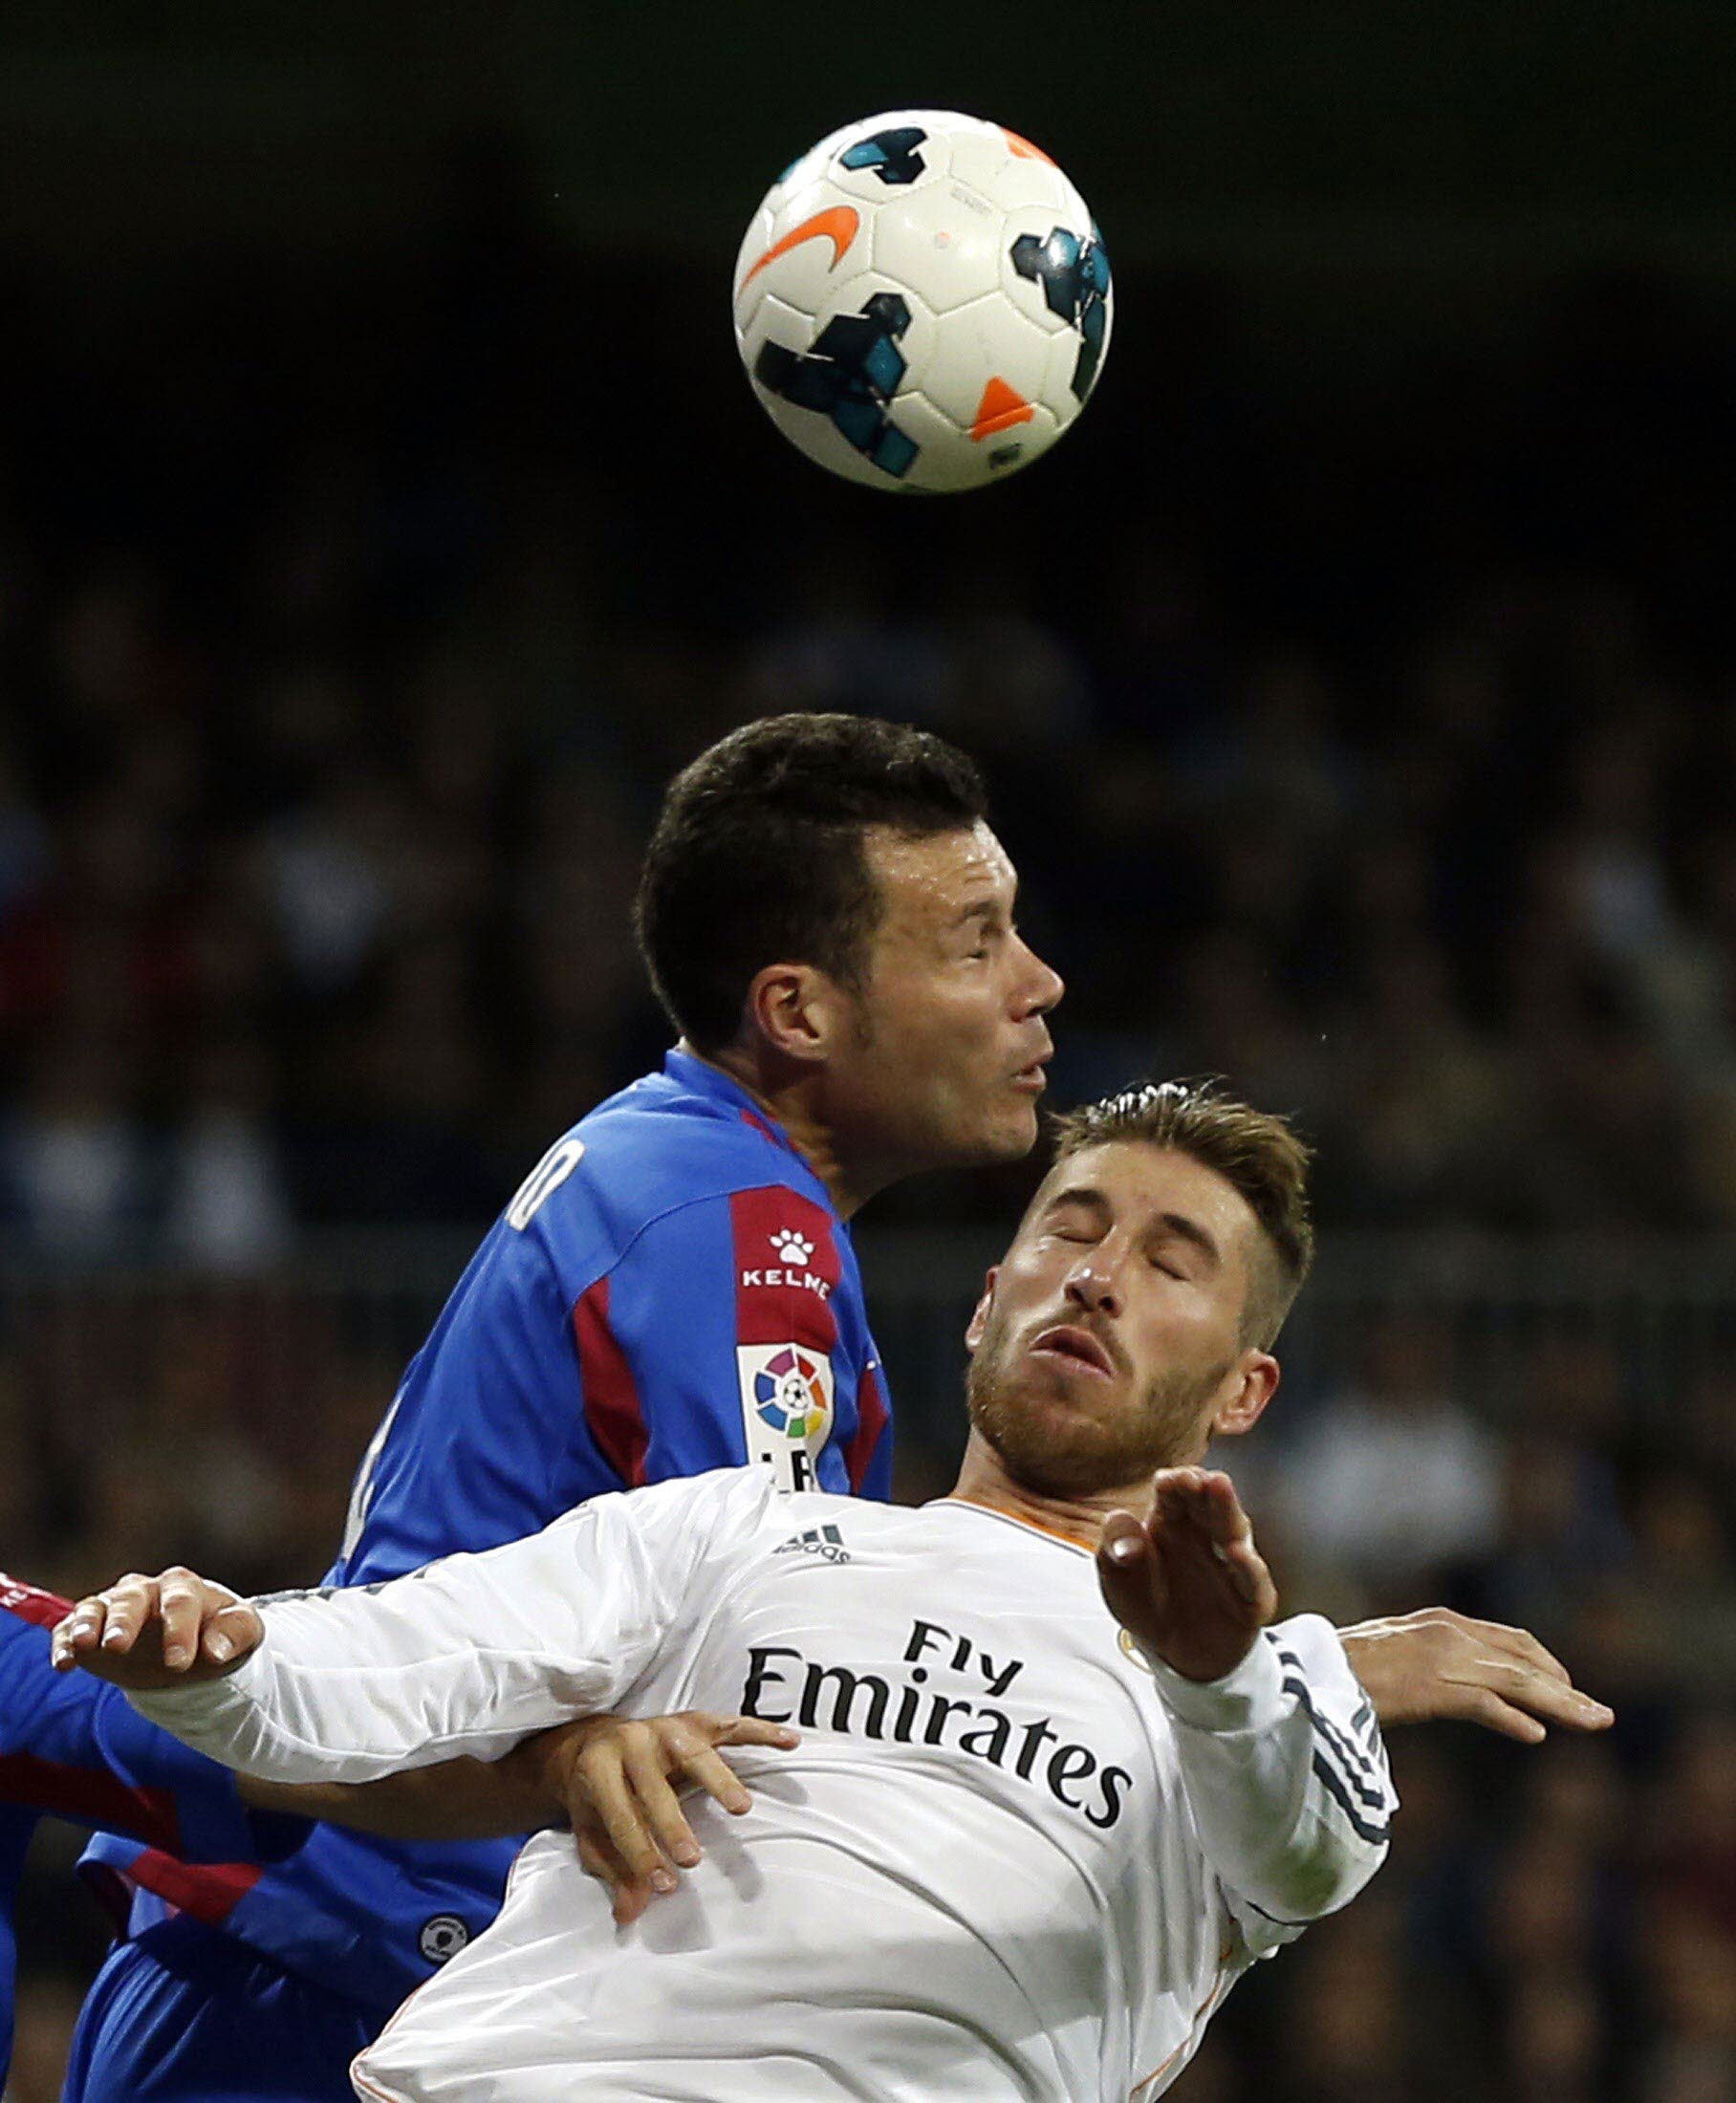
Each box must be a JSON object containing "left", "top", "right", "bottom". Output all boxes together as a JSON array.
[{"left": 1049, "top": 1080, "right": 1314, "bottom": 1348}]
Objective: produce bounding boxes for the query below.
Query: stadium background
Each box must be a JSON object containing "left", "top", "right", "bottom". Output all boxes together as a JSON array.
[{"left": 3, "top": 4, "right": 1734, "bottom": 2095}]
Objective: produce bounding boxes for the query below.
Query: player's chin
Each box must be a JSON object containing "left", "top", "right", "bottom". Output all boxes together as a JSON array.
[
  {"left": 990, "top": 1380, "right": 1129, "bottom": 1479},
  {"left": 961, "top": 1095, "right": 1043, "bottom": 1162},
  {"left": 997, "top": 1421, "right": 1138, "bottom": 1501}
]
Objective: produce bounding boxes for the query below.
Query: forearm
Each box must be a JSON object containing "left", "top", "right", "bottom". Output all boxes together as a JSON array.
[
  {"left": 1151, "top": 1615, "right": 1396, "bottom": 1922},
  {"left": 237, "top": 1740, "right": 565, "bottom": 1841},
  {"left": 127, "top": 1533, "right": 617, "bottom": 1785}
]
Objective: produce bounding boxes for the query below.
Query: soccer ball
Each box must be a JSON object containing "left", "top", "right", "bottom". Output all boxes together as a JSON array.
[{"left": 732, "top": 111, "right": 1112, "bottom": 494}]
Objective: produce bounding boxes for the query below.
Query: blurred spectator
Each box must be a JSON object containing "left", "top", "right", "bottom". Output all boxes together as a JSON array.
[
  {"left": 1269, "top": 1313, "right": 1506, "bottom": 1601},
  {"left": 162, "top": 1039, "right": 293, "bottom": 1271},
  {"left": 0, "top": 1038, "right": 150, "bottom": 1253}
]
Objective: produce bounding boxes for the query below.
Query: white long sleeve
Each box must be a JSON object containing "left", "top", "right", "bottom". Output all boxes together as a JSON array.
[
  {"left": 1142, "top": 1613, "right": 1396, "bottom": 1936},
  {"left": 127, "top": 1469, "right": 762, "bottom": 1783}
]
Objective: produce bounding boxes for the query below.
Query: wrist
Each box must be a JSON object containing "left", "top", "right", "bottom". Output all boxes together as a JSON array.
[{"left": 1142, "top": 1632, "right": 1286, "bottom": 1734}]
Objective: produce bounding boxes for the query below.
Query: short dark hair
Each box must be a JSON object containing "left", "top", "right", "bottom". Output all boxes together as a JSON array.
[
  {"left": 1049, "top": 1080, "right": 1315, "bottom": 1349},
  {"left": 635, "top": 713, "right": 988, "bottom": 1051}
]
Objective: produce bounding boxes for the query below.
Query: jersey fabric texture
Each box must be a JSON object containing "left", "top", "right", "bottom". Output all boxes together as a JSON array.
[
  {"left": 61, "top": 1914, "right": 376, "bottom": 2103},
  {"left": 137, "top": 1469, "right": 1399, "bottom": 2103},
  {"left": 61, "top": 1052, "right": 889, "bottom": 2087},
  {"left": 0, "top": 1575, "right": 305, "bottom": 2091}
]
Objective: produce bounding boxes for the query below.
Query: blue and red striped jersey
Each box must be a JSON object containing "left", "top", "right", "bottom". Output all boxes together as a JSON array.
[
  {"left": 1, "top": 1574, "right": 308, "bottom": 2084},
  {"left": 79, "top": 1049, "right": 894, "bottom": 2011}
]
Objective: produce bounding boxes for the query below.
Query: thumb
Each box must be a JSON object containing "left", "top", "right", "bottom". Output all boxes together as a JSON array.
[
  {"left": 201, "top": 1602, "right": 264, "bottom": 1668},
  {"left": 1096, "top": 1511, "right": 1163, "bottom": 1637}
]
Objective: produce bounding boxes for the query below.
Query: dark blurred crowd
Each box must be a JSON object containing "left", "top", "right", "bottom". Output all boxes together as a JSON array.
[{"left": 3, "top": 157, "right": 1735, "bottom": 2097}]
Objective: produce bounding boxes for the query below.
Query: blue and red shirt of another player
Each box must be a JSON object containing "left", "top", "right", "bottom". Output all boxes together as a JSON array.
[
  {"left": 80, "top": 1049, "right": 894, "bottom": 2013},
  {"left": 1, "top": 1573, "right": 308, "bottom": 2087}
]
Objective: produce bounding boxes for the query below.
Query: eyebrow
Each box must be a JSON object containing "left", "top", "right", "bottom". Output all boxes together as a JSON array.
[
  {"left": 1153, "top": 1211, "right": 1222, "bottom": 1269},
  {"left": 949, "top": 895, "right": 1011, "bottom": 928},
  {"left": 1044, "top": 1185, "right": 1223, "bottom": 1269}
]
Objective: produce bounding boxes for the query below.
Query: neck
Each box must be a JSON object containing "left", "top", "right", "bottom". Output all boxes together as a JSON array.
[
  {"left": 686, "top": 1040, "right": 890, "bottom": 1220},
  {"left": 945, "top": 1428, "right": 1160, "bottom": 1550}
]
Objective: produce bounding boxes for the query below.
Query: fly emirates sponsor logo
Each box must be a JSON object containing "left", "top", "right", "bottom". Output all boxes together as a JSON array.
[
  {"left": 740, "top": 1226, "right": 832, "bottom": 1301},
  {"left": 741, "top": 1614, "right": 1134, "bottom": 1830}
]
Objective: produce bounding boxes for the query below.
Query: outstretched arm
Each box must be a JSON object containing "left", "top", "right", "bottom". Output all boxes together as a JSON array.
[
  {"left": 1098, "top": 1467, "right": 1396, "bottom": 1931},
  {"left": 1339, "top": 1608, "right": 1613, "bottom": 1743},
  {"left": 52, "top": 1482, "right": 726, "bottom": 1786}
]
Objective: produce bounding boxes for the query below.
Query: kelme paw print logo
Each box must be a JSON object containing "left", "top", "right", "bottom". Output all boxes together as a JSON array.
[{"left": 770, "top": 1229, "right": 814, "bottom": 1266}]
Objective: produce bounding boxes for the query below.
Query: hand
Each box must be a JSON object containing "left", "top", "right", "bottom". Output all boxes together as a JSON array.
[
  {"left": 1097, "top": 1468, "right": 1278, "bottom": 1683},
  {"left": 502, "top": 1710, "right": 801, "bottom": 1925},
  {"left": 1340, "top": 1608, "right": 1614, "bottom": 1744},
  {"left": 49, "top": 1568, "right": 263, "bottom": 1689}
]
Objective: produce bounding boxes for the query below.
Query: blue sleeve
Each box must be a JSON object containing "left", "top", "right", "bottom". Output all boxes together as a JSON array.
[{"left": 0, "top": 1581, "right": 303, "bottom": 1865}]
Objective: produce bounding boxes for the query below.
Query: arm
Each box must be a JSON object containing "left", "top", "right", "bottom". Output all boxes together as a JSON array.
[
  {"left": 1098, "top": 1469, "right": 1395, "bottom": 1928},
  {"left": 1339, "top": 1608, "right": 1613, "bottom": 1743},
  {"left": 2, "top": 1572, "right": 302, "bottom": 1865},
  {"left": 56, "top": 1479, "right": 727, "bottom": 1787}
]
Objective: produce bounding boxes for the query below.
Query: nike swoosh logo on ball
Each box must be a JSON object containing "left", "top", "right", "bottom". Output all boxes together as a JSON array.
[{"left": 740, "top": 206, "right": 860, "bottom": 289}]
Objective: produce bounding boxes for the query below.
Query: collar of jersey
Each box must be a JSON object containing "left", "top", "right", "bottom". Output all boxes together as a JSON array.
[
  {"left": 931, "top": 1495, "right": 1096, "bottom": 1558},
  {"left": 663, "top": 1047, "right": 812, "bottom": 1168}
]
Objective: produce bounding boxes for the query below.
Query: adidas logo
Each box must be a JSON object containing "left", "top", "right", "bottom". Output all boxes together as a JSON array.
[{"left": 774, "top": 1522, "right": 851, "bottom": 1565}]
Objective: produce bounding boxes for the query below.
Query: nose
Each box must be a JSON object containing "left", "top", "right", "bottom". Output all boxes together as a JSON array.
[
  {"left": 1063, "top": 1248, "right": 1122, "bottom": 1320},
  {"left": 1014, "top": 936, "right": 1065, "bottom": 1018}
]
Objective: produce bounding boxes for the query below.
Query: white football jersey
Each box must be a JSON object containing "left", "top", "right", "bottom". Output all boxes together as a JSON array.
[{"left": 133, "top": 1468, "right": 1396, "bottom": 2103}]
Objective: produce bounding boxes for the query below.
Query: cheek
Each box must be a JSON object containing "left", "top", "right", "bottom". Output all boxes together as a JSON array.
[{"left": 1139, "top": 1297, "right": 1232, "bottom": 1370}]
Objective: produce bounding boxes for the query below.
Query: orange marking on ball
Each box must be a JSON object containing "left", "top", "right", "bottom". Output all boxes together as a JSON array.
[
  {"left": 970, "top": 377, "right": 1036, "bottom": 442},
  {"left": 1000, "top": 128, "right": 1057, "bottom": 165},
  {"left": 740, "top": 206, "right": 860, "bottom": 289}
]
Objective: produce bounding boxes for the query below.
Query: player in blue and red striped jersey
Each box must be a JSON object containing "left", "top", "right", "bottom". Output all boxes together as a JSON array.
[{"left": 18, "top": 713, "right": 1065, "bottom": 2098}]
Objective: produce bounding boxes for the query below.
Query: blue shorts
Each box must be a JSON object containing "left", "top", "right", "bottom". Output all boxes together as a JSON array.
[{"left": 63, "top": 1915, "right": 385, "bottom": 2103}]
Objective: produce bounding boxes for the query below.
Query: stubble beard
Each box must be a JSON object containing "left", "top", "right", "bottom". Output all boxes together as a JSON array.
[{"left": 965, "top": 1314, "right": 1230, "bottom": 1499}]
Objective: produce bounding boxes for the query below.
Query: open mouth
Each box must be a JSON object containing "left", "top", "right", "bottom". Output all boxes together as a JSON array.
[
  {"left": 1031, "top": 1325, "right": 1116, "bottom": 1378},
  {"left": 1011, "top": 1045, "right": 1053, "bottom": 1092}
]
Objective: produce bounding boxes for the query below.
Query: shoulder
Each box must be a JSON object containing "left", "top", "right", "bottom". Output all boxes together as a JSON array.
[
  {"left": 512, "top": 1075, "right": 829, "bottom": 1270},
  {"left": 552, "top": 1464, "right": 790, "bottom": 1554}
]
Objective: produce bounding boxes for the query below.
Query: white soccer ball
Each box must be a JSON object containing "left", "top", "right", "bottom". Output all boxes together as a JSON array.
[{"left": 732, "top": 111, "right": 1112, "bottom": 494}]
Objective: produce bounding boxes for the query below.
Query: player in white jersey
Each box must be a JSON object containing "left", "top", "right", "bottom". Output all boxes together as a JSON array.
[{"left": 56, "top": 1082, "right": 1612, "bottom": 2101}]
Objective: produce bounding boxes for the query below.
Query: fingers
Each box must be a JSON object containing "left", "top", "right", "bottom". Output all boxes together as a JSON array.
[
  {"left": 51, "top": 1575, "right": 161, "bottom": 1671},
  {"left": 575, "top": 1737, "right": 681, "bottom": 1896},
  {"left": 204, "top": 1601, "right": 264, "bottom": 1667},
  {"left": 622, "top": 1735, "right": 703, "bottom": 1869},
  {"left": 157, "top": 1568, "right": 211, "bottom": 1672},
  {"left": 1460, "top": 1687, "right": 1550, "bottom": 1745},
  {"left": 574, "top": 1825, "right": 657, "bottom": 1928},
  {"left": 1488, "top": 1621, "right": 1574, "bottom": 1688},
  {"left": 1152, "top": 1470, "right": 1274, "bottom": 1613},
  {"left": 569, "top": 1712, "right": 800, "bottom": 1911},
  {"left": 1445, "top": 1654, "right": 1614, "bottom": 1737},
  {"left": 51, "top": 1571, "right": 258, "bottom": 1687},
  {"left": 708, "top": 1717, "right": 802, "bottom": 1754}
]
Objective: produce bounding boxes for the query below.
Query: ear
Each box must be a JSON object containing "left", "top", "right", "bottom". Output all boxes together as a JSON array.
[
  {"left": 1208, "top": 1352, "right": 1280, "bottom": 1442},
  {"left": 964, "top": 1268, "right": 1000, "bottom": 1354},
  {"left": 743, "top": 963, "right": 851, "bottom": 1065}
]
